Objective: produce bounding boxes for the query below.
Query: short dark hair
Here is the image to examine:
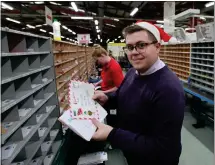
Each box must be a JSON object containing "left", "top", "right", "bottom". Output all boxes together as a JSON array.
[{"left": 122, "top": 24, "right": 157, "bottom": 42}]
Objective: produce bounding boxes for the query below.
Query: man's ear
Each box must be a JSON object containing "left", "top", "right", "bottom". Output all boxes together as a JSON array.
[{"left": 155, "top": 43, "right": 161, "bottom": 53}]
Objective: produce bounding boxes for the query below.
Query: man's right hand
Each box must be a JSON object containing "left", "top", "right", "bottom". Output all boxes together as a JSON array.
[
  {"left": 93, "top": 82, "right": 98, "bottom": 87},
  {"left": 92, "top": 91, "right": 108, "bottom": 105}
]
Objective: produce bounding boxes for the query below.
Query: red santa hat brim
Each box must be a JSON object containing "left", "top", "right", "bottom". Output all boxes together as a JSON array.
[
  {"left": 136, "top": 21, "right": 161, "bottom": 43},
  {"left": 135, "top": 21, "right": 174, "bottom": 43}
]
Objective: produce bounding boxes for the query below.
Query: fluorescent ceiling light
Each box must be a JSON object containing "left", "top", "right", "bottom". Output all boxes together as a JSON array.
[
  {"left": 61, "top": 36, "right": 65, "bottom": 38},
  {"left": 68, "top": 29, "right": 72, "bottom": 32},
  {"left": 40, "top": 29, "right": 46, "bottom": 33},
  {"left": 71, "top": 2, "right": 78, "bottom": 12},
  {"left": 98, "top": 35, "right": 100, "bottom": 39},
  {"left": 71, "top": 16, "right": 93, "bottom": 20},
  {"left": 6, "top": 18, "right": 20, "bottom": 24},
  {"left": 96, "top": 26, "right": 99, "bottom": 30},
  {"left": 106, "top": 39, "right": 110, "bottom": 43},
  {"left": 92, "top": 12, "right": 97, "bottom": 15},
  {"left": 156, "top": 20, "right": 164, "bottom": 23},
  {"left": 1, "top": 2, "right": 13, "bottom": 10},
  {"left": 35, "top": 1, "right": 44, "bottom": 4},
  {"left": 50, "top": 2, "right": 61, "bottom": 5},
  {"left": 185, "top": 28, "right": 196, "bottom": 31},
  {"left": 62, "top": 25, "right": 68, "bottom": 30},
  {"left": 118, "top": 36, "right": 121, "bottom": 38},
  {"left": 72, "top": 31, "right": 76, "bottom": 35},
  {"left": 205, "top": 2, "right": 214, "bottom": 8},
  {"left": 100, "top": 39, "right": 102, "bottom": 42},
  {"left": 155, "top": 24, "right": 163, "bottom": 27},
  {"left": 61, "top": 12, "right": 67, "bottom": 15},
  {"left": 200, "top": 17, "right": 206, "bottom": 20},
  {"left": 49, "top": 32, "right": 53, "bottom": 35},
  {"left": 94, "top": 20, "right": 98, "bottom": 25},
  {"left": 69, "top": 7, "right": 84, "bottom": 13},
  {"left": 78, "top": 9, "right": 85, "bottom": 12},
  {"left": 96, "top": 29, "right": 100, "bottom": 33},
  {"left": 26, "top": 24, "right": 35, "bottom": 29},
  {"left": 66, "top": 38, "right": 69, "bottom": 40},
  {"left": 106, "top": 23, "right": 116, "bottom": 27},
  {"left": 130, "top": 7, "right": 138, "bottom": 16},
  {"left": 36, "top": 24, "right": 42, "bottom": 27},
  {"left": 115, "top": 39, "right": 117, "bottom": 41},
  {"left": 114, "top": 18, "right": 119, "bottom": 21}
]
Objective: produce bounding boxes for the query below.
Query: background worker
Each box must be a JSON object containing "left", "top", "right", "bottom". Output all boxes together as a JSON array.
[{"left": 92, "top": 45, "right": 124, "bottom": 94}]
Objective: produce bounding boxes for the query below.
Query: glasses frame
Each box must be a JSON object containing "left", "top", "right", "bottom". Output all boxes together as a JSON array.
[{"left": 123, "top": 41, "right": 158, "bottom": 54}]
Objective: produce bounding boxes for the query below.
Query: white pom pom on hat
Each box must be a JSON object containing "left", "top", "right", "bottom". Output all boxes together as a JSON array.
[{"left": 135, "top": 21, "right": 177, "bottom": 44}]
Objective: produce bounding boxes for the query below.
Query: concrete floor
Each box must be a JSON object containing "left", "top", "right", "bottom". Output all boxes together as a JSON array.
[{"left": 179, "top": 112, "right": 214, "bottom": 165}]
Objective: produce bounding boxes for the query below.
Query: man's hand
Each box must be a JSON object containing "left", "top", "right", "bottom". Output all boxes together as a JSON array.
[
  {"left": 92, "top": 91, "right": 108, "bottom": 105},
  {"left": 91, "top": 119, "right": 113, "bottom": 141},
  {"left": 93, "top": 82, "right": 98, "bottom": 87}
]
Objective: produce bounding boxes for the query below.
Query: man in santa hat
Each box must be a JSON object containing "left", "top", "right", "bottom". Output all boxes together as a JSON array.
[{"left": 92, "top": 21, "right": 185, "bottom": 165}]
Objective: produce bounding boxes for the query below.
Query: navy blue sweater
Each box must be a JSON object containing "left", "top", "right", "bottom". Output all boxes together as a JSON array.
[{"left": 107, "top": 66, "right": 185, "bottom": 165}]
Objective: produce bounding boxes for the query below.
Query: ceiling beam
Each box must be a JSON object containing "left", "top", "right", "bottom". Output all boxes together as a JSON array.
[
  {"left": 1, "top": 13, "right": 160, "bottom": 21},
  {"left": 122, "top": 1, "right": 132, "bottom": 17},
  {"left": 107, "top": 1, "right": 132, "bottom": 11},
  {"left": 201, "top": 5, "right": 214, "bottom": 14}
]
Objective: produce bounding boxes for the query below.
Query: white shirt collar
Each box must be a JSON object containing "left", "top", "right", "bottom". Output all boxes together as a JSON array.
[{"left": 136, "top": 58, "right": 165, "bottom": 76}]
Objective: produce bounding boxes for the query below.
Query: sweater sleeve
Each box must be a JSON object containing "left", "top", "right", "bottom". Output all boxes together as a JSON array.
[
  {"left": 107, "top": 85, "right": 185, "bottom": 160},
  {"left": 105, "top": 68, "right": 133, "bottom": 109}
]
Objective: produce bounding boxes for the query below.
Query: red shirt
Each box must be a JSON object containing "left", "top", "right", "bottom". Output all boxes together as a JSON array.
[{"left": 101, "top": 58, "right": 124, "bottom": 91}]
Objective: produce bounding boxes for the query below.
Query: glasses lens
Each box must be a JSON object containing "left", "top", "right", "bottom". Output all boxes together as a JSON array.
[
  {"left": 126, "top": 45, "right": 134, "bottom": 51},
  {"left": 137, "top": 42, "right": 146, "bottom": 49}
]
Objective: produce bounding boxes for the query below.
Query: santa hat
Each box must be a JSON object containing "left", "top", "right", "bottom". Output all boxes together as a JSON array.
[{"left": 135, "top": 21, "right": 178, "bottom": 44}]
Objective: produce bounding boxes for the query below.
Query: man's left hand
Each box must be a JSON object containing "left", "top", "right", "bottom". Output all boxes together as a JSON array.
[{"left": 91, "top": 119, "right": 113, "bottom": 141}]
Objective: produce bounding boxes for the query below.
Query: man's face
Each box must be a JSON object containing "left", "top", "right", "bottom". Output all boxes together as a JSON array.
[{"left": 125, "top": 30, "right": 160, "bottom": 72}]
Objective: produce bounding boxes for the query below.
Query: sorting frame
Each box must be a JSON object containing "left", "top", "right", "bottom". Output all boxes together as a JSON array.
[
  {"left": 160, "top": 41, "right": 214, "bottom": 95},
  {"left": 1, "top": 28, "right": 63, "bottom": 165},
  {"left": 53, "top": 41, "right": 94, "bottom": 114}
]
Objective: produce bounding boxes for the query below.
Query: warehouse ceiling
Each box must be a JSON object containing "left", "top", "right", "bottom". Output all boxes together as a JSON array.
[{"left": 1, "top": 1, "right": 214, "bottom": 45}]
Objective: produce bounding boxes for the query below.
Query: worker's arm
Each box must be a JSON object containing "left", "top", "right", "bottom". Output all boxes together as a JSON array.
[
  {"left": 94, "top": 79, "right": 102, "bottom": 87},
  {"left": 111, "top": 69, "right": 124, "bottom": 88},
  {"left": 102, "top": 87, "right": 118, "bottom": 94},
  {"left": 107, "top": 86, "right": 185, "bottom": 161}
]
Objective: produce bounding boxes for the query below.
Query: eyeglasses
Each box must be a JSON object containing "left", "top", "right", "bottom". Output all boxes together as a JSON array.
[{"left": 123, "top": 41, "right": 157, "bottom": 54}]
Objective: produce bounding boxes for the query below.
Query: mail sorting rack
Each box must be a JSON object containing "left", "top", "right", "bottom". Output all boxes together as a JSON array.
[
  {"left": 53, "top": 40, "right": 79, "bottom": 114},
  {"left": 1, "top": 28, "right": 62, "bottom": 165},
  {"left": 77, "top": 45, "right": 88, "bottom": 82},
  {"left": 86, "top": 46, "right": 95, "bottom": 78},
  {"left": 53, "top": 40, "right": 94, "bottom": 114},
  {"left": 160, "top": 43, "right": 191, "bottom": 81},
  {"left": 190, "top": 42, "right": 214, "bottom": 94}
]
